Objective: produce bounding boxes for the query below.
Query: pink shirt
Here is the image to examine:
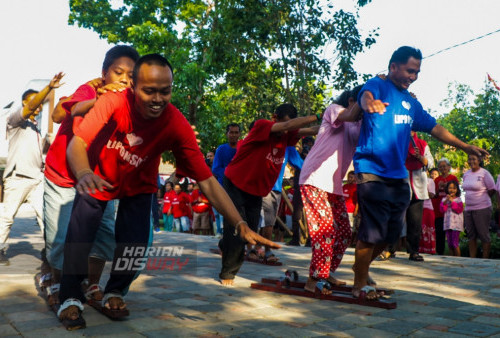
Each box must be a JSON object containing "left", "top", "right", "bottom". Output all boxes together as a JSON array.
[
  {"left": 440, "top": 196, "right": 464, "bottom": 231},
  {"left": 299, "top": 104, "right": 361, "bottom": 194},
  {"left": 462, "top": 168, "right": 496, "bottom": 211}
]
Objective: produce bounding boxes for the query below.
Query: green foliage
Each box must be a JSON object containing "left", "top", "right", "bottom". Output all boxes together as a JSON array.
[
  {"left": 422, "top": 81, "right": 500, "bottom": 178},
  {"left": 69, "top": 0, "right": 377, "bottom": 153},
  {"left": 460, "top": 232, "right": 500, "bottom": 259}
]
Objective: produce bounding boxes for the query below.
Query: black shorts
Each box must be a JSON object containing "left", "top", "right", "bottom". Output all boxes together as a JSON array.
[{"left": 357, "top": 180, "right": 410, "bottom": 244}]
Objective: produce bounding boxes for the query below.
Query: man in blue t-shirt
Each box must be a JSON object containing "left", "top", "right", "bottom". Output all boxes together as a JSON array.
[
  {"left": 211, "top": 123, "right": 241, "bottom": 235},
  {"left": 352, "top": 46, "right": 488, "bottom": 300}
]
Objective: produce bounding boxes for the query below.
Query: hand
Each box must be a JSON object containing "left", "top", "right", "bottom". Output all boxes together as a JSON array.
[
  {"left": 97, "top": 83, "right": 128, "bottom": 96},
  {"left": 86, "top": 78, "right": 103, "bottom": 90},
  {"left": 191, "top": 125, "right": 201, "bottom": 145},
  {"left": 76, "top": 172, "right": 114, "bottom": 195},
  {"left": 238, "top": 223, "right": 281, "bottom": 248},
  {"left": 49, "top": 72, "right": 65, "bottom": 89},
  {"left": 465, "top": 145, "right": 489, "bottom": 158},
  {"left": 365, "top": 99, "right": 389, "bottom": 115}
]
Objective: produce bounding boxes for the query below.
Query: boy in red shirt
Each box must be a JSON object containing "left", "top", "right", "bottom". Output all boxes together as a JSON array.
[
  {"left": 162, "top": 181, "right": 175, "bottom": 231},
  {"left": 191, "top": 183, "right": 212, "bottom": 235},
  {"left": 219, "top": 104, "right": 319, "bottom": 286},
  {"left": 57, "top": 54, "right": 278, "bottom": 329},
  {"left": 170, "top": 183, "right": 192, "bottom": 232},
  {"left": 43, "top": 45, "right": 139, "bottom": 312}
]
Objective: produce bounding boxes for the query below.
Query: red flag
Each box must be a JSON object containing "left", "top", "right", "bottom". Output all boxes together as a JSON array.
[{"left": 487, "top": 73, "right": 500, "bottom": 91}]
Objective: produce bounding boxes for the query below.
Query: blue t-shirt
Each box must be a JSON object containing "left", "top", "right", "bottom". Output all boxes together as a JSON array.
[
  {"left": 212, "top": 143, "right": 237, "bottom": 185},
  {"left": 354, "top": 77, "right": 437, "bottom": 179},
  {"left": 271, "top": 146, "right": 303, "bottom": 192}
]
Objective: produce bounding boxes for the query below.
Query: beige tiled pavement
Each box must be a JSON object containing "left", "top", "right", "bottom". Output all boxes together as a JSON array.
[{"left": 1, "top": 204, "right": 500, "bottom": 337}]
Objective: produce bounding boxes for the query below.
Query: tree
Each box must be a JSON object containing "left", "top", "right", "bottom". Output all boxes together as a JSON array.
[
  {"left": 68, "top": 0, "right": 377, "bottom": 153},
  {"left": 422, "top": 81, "right": 500, "bottom": 178}
]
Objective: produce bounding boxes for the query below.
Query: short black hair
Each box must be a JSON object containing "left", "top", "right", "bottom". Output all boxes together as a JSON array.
[
  {"left": 102, "top": 45, "right": 140, "bottom": 71},
  {"left": 445, "top": 180, "right": 461, "bottom": 197},
  {"left": 335, "top": 85, "right": 363, "bottom": 108},
  {"left": 132, "top": 53, "right": 174, "bottom": 84},
  {"left": 22, "top": 89, "right": 38, "bottom": 102},
  {"left": 226, "top": 123, "right": 240, "bottom": 133},
  {"left": 275, "top": 103, "right": 297, "bottom": 120},
  {"left": 429, "top": 167, "right": 439, "bottom": 175},
  {"left": 388, "top": 46, "right": 422, "bottom": 70}
]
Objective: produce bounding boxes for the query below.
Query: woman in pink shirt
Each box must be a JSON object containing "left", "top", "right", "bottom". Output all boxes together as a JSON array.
[
  {"left": 462, "top": 154, "right": 496, "bottom": 258},
  {"left": 299, "top": 86, "right": 363, "bottom": 295}
]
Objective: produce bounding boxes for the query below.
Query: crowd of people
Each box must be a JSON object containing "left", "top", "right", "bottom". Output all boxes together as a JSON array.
[{"left": 0, "top": 44, "right": 498, "bottom": 330}]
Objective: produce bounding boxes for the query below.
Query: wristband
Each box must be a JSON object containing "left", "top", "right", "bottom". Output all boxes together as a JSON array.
[
  {"left": 76, "top": 169, "right": 93, "bottom": 181},
  {"left": 233, "top": 220, "right": 248, "bottom": 236},
  {"left": 315, "top": 113, "right": 322, "bottom": 122}
]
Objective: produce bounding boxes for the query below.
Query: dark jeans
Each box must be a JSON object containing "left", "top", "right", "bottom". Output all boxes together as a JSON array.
[
  {"left": 219, "top": 177, "right": 262, "bottom": 280},
  {"left": 59, "top": 193, "right": 152, "bottom": 304},
  {"left": 435, "top": 217, "right": 445, "bottom": 255},
  {"left": 405, "top": 196, "right": 424, "bottom": 255}
]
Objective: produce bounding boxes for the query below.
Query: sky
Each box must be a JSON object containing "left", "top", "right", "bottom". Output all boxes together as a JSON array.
[{"left": 1, "top": 0, "right": 500, "bottom": 117}]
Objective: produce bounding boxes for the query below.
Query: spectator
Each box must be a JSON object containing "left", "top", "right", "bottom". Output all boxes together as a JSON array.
[
  {"left": 0, "top": 72, "right": 64, "bottom": 266},
  {"left": 171, "top": 183, "right": 192, "bottom": 233},
  {"left": 462, "top": 154, "right": 496, "bottom": 258},
  {"left": 432, "top": 158, "right": 458, "bottom": 255},
  {"left": 191, "top": 183, "right": 212, "bottom": 235},
  {"left": 419, "top": 168, "right": 438, "bottom": 254},
  {"left": 405, "top": 131, "right": 434, "bottom": 262},
  {"left": 440, "top": 180, "right": 464, "bottom": 257},
  {"left": 162, "top": 181, "right": 175, "bottom": 231}
]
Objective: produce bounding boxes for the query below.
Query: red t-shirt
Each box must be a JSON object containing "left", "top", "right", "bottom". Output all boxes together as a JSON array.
[
  {"left": 74, "top": 89, "right": 212, "bottom": 200},
  {"left": 44, "top": 84, "right": 94, "bottom": 187},
  {"left": 162, "top": 190, "right": 175, "bottom": 214},
  {"left": 191, "top": 189, "right": 211, "bottom": 213},
  {"left": 225, "top": 119, "right": 300, "bottom": 197},
  {"left": 343, "top": 183, "right": 357, "bottom": 213},
  {"left": 432, "top": 174, "right": 458, "bottom": 218},
  {"left": 171, "top": 192, "right": 191, "bottom": 218}
]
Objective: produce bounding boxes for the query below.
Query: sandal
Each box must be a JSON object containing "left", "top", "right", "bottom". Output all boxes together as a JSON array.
[
  {"left": 98, "top": 292, "right": 129, "bottom": 319},
  {"left": 353, "top": 285, "right": 380, "bottom": 301},
  {"left": 409, "top": 253, "right": 424, "bottom": 262},
  {"left": 314, "top": 279, "right": 333, "bottom": 295},
  {"left": 57, "top": 298, "right": 86, "bottom": 330},
  {"left": 39, "top": 273, "right": 52, "bottom": 289},
  {"left": 47, "top": 283, "right": 61, "bottom": 314},
  {"left": 264, "top": 251, "right": 279, "bottom": 263},
  {"left": 246, "top": 249, "right": 260, "bottom": 260},
  {"left": 85, "top": 284, "right": 104, "bottom": 302}
]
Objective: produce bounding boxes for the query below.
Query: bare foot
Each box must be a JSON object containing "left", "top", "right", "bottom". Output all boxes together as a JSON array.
[
  {"left": 304, "top": 277, "right": 332, "bottom": 295},
  {"left": 220, "top": 279, "right": 234, "bottom": 286},
  {"left": 105, "top": 297, "right": 126, "bottom": 310},
  {"left": 327, "top": 275, "right": 346, "bottom": 286}
]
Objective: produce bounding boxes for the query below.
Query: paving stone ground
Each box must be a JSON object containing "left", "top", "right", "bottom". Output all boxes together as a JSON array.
[{"left": 1, "top": 203, "right": 500, "bottom": 337}]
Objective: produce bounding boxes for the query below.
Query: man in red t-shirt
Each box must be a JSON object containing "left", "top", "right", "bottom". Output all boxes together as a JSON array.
[
  {"left": 219, "top": 104, "right": 320, "bottom": 285},
  {"left": 57, "top": 54, "right": 279, "bottom": 329},
  {"left": 343, "top": 170, "right": 359, "bottom": 242}
]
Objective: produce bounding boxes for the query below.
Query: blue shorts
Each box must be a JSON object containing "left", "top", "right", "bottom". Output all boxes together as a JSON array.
[{"left": 357, "top": 180, "right": 410, "bottom": 244}]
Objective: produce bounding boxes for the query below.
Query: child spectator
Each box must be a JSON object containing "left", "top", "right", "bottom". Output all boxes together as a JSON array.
[
  {"left": 162, "top": 182, "right": 175, "bottom": 231},
  {"left": 440, "top": 180, "right": 464, "bottom": 257},
  {"left": 419, "top": 168, "right": 438, "bottom": 254},
  {"left": 191, "top": 183, "right": 212, "bottom": 235},
  {"left": 171, "top": 183, "right": 192, "bottom": 233}
]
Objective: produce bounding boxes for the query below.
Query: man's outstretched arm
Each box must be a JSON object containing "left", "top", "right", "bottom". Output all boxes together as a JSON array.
[
  {"left": 430, "top": 124, "right": 489, "bottom": 157},
  {"left": 198, "top": 176, "right": 281, "bottom": 249}
]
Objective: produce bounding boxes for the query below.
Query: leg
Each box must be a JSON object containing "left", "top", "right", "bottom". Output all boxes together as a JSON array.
[
  {"left": 104, "top": 194, "right": 152, "bottom": 307},
  {"left": 0, "top": 176, "right": 34, "bottom": 252},
  {"left": 219, "top": 177, "right": 253, "bottom": 284},
  {"left": 406, "top": 197, "right": 424, "bottom": 259},
  {"left": 329, "top": 194, "right": 352, "bottom": 274},
  {"left": 26, "top": 177, "right": 45, "bottom": 229},
  {"left": 434, "top": 217, "right": 445, "bottom": 255},
  {"left": 59, "top": 194, "right": 107, "bottom": 304},
  {"left": 469, "top": 239, "right": 478, "bottom": 258},
  {"left": 300, "top": 185, "right": 335, "bottom": 294}
]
